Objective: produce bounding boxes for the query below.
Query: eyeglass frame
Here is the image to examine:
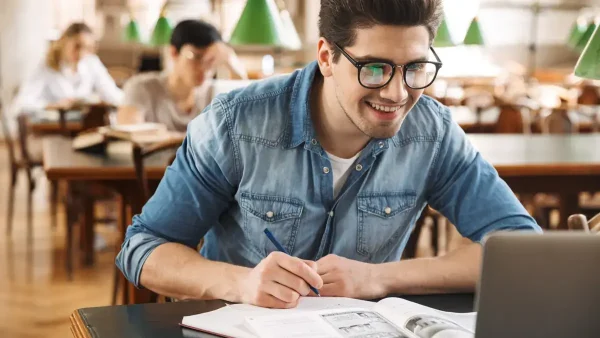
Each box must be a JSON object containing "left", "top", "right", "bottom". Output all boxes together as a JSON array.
[{"left": 333, "top": 42, "right": 443, "bottom": 90}]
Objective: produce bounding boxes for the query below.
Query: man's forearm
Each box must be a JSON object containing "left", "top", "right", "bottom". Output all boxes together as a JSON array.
[
  {"left": 139, "top": 242, "right": 250, "bottom": 302},
  {"left": 375, "top": 243, "right": 482, "bottom": 296}
]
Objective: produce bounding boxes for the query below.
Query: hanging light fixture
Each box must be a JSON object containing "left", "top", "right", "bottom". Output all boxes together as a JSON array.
[
  {"left": 463, "top": 16, "right": 484, "bottom": 46},
  {"left": 150, "top": 1, "right": 173, "bottom": 46},
  {"left": 574, "top": 23, "right": 600, "bottom": 79},
  {"left": 434, "top": 17, "right": 454, "bottom": 47}
]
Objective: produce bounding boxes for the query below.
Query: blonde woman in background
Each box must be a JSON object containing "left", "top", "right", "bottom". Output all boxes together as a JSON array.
[{"left": 12, "top": 22, "right": 123, "bottom": 114}]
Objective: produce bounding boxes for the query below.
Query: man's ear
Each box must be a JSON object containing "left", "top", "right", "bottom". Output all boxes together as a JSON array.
[
  {"left": 317, "top": 38, "right": 334, "bottom": 78},
  {"left": 169, "top": 45, "right": 179, "bottom": 61}
]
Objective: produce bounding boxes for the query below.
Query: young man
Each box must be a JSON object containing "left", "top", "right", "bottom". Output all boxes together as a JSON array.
[
  {"left": 117, "top": 0, "right": 540, "bottom": 309},
  {"left": 117, "top": 19, "right": 247, "bottom": 131}
]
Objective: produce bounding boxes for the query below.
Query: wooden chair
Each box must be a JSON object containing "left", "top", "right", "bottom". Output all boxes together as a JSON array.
[
  {"left": 539, "top": 107, "right": 576, "bottom": 134},
  {"left": 460, "top": 87, "right": 496, "bottom": 133},
  {"left": 532, "top": 102, "right": 600, "bottom": 228},
  {"left": 112, "top": 138, "right": 182, "bottom": 305},
  {"left": 1, "top": 101, "right": 58, "bottom": 235},
  {"left": 567, "top": 213, "right": 600, "bottom": 234}
]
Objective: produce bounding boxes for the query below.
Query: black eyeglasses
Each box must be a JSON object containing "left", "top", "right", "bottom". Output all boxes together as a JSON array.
[{"left": 334, "top": 42, "right": 443, "bottom": 90}]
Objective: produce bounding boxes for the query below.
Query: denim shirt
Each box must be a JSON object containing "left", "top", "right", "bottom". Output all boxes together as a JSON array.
[{"left": 116, "top": 61, "right": 540, "bottom": 287}]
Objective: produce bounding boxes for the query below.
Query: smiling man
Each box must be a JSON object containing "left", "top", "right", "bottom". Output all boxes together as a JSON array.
[{"left": 116, "top": 0, "right": 540, "bottom": 308}]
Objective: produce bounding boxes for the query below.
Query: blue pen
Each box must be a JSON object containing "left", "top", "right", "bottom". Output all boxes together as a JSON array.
[{"left": 263, "top": 228, "right": 321, "bottom": 297}]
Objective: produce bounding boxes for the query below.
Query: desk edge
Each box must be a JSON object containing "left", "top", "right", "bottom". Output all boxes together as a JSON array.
[{"left": 70, "top": 310, "right": 93, "bottom": 338}]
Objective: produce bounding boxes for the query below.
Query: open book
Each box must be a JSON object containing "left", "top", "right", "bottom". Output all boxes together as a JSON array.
[
  {"left": 181, "top": 297, "right": 476, "bottom": 338},
  {"left": 72, "top": 123, "right": 184, "bottom": 152}
]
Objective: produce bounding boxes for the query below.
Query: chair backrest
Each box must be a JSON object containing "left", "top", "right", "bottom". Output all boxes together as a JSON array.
[
  {"left": 568, "top": 213, "right": 600, "bottom": 234},
  {"left": 540, "top": 108, "right": 575, "bottom": 134},
  {"left": 577, "top": 84, "right": 600, "bottom": 105},
  {"left": 494, "top": 103, "right": 527, "bottom": 134},
  {"left": 81, "top": 104, "right": 112, "bottom": 131},
  {"left": 132, "top": 138, "right": 182, "bottom": 212},
  {"left": 0, "top": 101, "right": 18, "bottom": 166}
]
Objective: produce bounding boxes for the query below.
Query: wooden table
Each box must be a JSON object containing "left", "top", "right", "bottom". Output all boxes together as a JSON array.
[
  {"left": 469, "top": 134, "right": 600, "bottom": 228},
  {"left": 26, "top": 109, "right": 83, "bottom": 134},
  {"left": 69, "top": 293, "right": 474, "bottom": 338},
  {"left": 44, "top": 135, "right": 181, "bottom": 304}
]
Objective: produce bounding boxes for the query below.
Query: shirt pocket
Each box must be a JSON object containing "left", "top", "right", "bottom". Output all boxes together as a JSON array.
[
  {"left": 239, "top": 192, "right": 304, "bottom": 258},
  {"left": 356, "top": 191, "right": 417, "bottom": 257}
]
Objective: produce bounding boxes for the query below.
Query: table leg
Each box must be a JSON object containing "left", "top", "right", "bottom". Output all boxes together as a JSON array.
[
  {"left": 559, "top": 193, "right": 579, "bottom": 230},
  {"left": 82, "top": 194, "right": 95, "bottom": 266}
]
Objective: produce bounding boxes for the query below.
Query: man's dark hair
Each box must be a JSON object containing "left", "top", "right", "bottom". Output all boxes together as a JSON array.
[
  {"left": 319, "top": 0, "right": 443, "bottom": 62},
  {"left": 170, "top": 19, "right": 222, "bottom": 52}
]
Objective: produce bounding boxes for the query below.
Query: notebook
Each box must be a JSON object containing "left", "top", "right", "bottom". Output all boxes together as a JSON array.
[{"left": 180, "top": 297, "right": 475, "bottom": 338}]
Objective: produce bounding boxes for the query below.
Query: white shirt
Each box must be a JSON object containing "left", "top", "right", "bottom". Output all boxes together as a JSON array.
[
  {"left": 326, "top": 151, "right": 361, "bottom": 198},
  {"left": 11, "top": 54, "right": 123, "bottom": 116}
]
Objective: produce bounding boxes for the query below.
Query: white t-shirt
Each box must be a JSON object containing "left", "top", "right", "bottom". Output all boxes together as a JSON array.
[{"left": 326, "top": 151, "right": 361, "bottom": 198}]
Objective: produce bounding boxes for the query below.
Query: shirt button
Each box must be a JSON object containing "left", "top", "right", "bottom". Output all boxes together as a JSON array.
[
  {"left": 329, "top": 211, "right": 334, "bottom": 217},
  {"left": 384, "top": 207, "right": 392, "bottom": 215},
  {"left": 355, "top": 164, "right": 363, "bottom": 171},
  {"left": 311, "top": 138, "right": 318, "bottom": 145},
  {"left": 323, "top": 167, "right": 330, "bottom": 174},
  {"left": 378, "top": 141, "right": 385, "bottom": 148},
  {"left": 266, "top": 211, "right": 274, "bottom": 218}
]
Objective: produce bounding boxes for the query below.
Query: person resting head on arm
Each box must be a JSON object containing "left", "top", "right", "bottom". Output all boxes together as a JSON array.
[
  {"left": 116, "top": 19, "right": 247, "bottom": 131},
  {"left": 12, "top": 22, "right": 123, "bottom": 115}
]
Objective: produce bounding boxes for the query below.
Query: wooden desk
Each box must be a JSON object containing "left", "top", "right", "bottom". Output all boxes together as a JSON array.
[
  {"left": 27, "top": 110, "right": 83, "bottom": 134},
  {"left": 43, "top": 136, "right": 182, "bottom": 304},
  {"left": 469, "top": 134, "right": 600, "bottom": 228},
  {"left": 44, "top": 137, "right": 176, "bottom": 181},
  {"left": 69, "top": 294, "right": 474, "bottom": 338}
]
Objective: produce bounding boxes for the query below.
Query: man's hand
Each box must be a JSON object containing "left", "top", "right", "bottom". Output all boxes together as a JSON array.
[
  {"left": 316, "top": 254, "right": 386, "bottom": 299},
  {"left": 239, "top": 252, "right": 323, "bottom": 309},
  {"left": 202, "top": 42, "right": 248, "bottom": 80}
]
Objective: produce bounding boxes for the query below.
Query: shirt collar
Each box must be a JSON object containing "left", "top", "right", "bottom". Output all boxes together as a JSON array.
[{"left": 286, "top": 61, "right": 318, "bottom": 149}]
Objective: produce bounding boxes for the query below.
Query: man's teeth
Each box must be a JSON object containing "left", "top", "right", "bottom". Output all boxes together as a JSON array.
[{"left": 367, "top": 101, "right": 400, "bottom": 113}]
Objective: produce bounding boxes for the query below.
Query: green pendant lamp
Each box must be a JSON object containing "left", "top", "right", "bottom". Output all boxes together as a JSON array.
[
  {"left": 150, "top": 2, "right": 173, "bottom": 46},
  {"left": 433, "top": 17, "right": 454, "bottom": 47},
  {"left": 574, "top": 24, "right": 600, "bottom": 79},
  {"left": 463, "top": 17, "right": 484, "bottom": 46},
  {"left": 229, "top": 0, "right": 287, "bottom": 48},
  {"left": 576, "top": 21, "right": 597, "bottom": 52},
  {"left": 567, "top": 20, "right": 588, "bottom": 48},
  {"left": 123, "top": 10, "right": 142, "bottom": 43}
]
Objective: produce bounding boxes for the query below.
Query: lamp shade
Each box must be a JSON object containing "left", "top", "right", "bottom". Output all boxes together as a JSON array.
[
  {"left": 574, "top": 24, "right": 600, "bottom": 79},
  {"left": 150, "top": 4, "right": 172, "bottom": 46},
  {"left": 567, "top": 20, "right": 588, "bottom": 48},
  {"left": 434, "top": 18, "right": 454, "bottom": 47},
  {"left": 463, "top": 17, "right": 484, "bottom": 45},
  {"left": 576, "top": 22, "right": 597, "bottom": 51},
  {"left": 124, "top": 19, "right": 142, "bottom": 43},
  {"left": 229, "top": 0, "right": 287, "bottom": 48}
]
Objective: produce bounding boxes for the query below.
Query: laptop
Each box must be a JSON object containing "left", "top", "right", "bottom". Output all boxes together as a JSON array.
[{"left": 474, "top": 232, "right": 600, "bottom": 338}]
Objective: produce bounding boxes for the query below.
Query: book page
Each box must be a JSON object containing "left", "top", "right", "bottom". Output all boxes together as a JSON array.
[
  {"left": 246, "top": 312, "right": 342, "bottom": 338},
  {"left": 181, "top": 297, "right": 376, "bottom": 338},
  {"left": 246, "top": 308, "right": 411, "bottom": 338},
  {"left": 374, "top": 298, "right": 475, "bottom": 338}
]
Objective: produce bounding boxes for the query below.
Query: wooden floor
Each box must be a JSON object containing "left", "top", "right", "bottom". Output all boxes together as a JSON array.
[
  {"left": 0, "top": 143, "right": 465, "bottom": 338},
  {"left": 0, "top": 145, "right": 118, "bottom": 338}
]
